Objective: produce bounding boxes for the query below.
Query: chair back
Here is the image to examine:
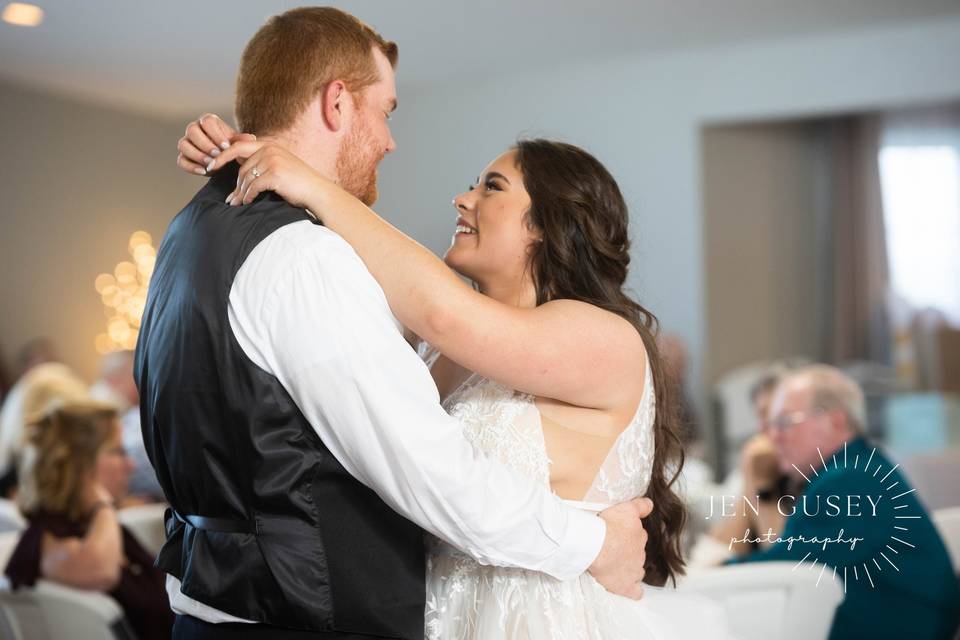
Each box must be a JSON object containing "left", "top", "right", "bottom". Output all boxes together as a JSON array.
[
  {"left": 0, "top": 499, "right": 26, "bottom": 533},
  {"left": 677, "top": 561, "right": 844, "bottom": 640},
  {"left": 117, "top": 503, "right": 167, "bottom": 556},
  {"left": 932, "top": 506, "right": 960, "bottom": 574},
  {"left": 0, "top": 530, "right": 133, "bottom": 639}
]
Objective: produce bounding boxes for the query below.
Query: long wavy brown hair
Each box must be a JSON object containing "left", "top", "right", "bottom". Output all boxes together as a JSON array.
[
  {"left": 514, "top": 139, "right": 687, "bottom": 586},
  {"left": 19, "top": 401, "right": 118, "bottom": 522}
]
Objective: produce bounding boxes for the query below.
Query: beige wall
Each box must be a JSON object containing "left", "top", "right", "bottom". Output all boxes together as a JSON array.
[
  {"left": 0, "top": 81, "right": 200, "bottom": 382},
  {"left": 702, "top": 121, "right": 829, "bottom": 384}
]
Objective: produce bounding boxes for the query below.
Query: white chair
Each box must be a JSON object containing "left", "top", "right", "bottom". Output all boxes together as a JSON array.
[
  {"left": 0, "top": 531, "right": 135, "bottom": 639},
  {"left": 117, "top": 502, "right": 167, "bottom": 556},
  {"left": 675, "top": 458, "right": 726, "bottom": 551},
  {"left": 0, "top": 580, "right": 134, "bottom": 640},
  {"left": 932, "top": 506, "right": 960, "bottom": 574},
  {"left": 0, "top": 531, "right": 20, "bottom": 638},
  {"left": 676, "top": 561, "right": 844, "bottom": 640},
  {"left": 0, "top": 498, "right": 26, "bottom": 533},
  {"left": 0, "top": 530, "right": 19, "bottom": 571},
  {"left": 899, "top": 449, "right": 960, "bottom": 512}
]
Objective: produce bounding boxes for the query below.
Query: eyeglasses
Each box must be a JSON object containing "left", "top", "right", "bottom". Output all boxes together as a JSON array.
[{"left": 764, "top": 408, "right": 827, "bottom": 432}]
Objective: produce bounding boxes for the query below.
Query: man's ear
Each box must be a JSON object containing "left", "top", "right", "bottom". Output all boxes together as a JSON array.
[{"left": 321, "top": 80, "right": 349, "bottom": 132}]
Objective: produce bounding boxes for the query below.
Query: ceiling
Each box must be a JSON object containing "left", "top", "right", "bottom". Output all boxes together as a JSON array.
[{"left": 2, "top": 0, "right": 959, "bottom": 120}]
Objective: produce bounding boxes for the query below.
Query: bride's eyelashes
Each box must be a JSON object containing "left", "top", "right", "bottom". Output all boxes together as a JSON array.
[{"left": 466, "top": 180, "right": 503, "bottom": 193}]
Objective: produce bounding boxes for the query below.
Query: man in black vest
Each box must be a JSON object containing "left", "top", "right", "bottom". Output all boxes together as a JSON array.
[{"left": 142, "top": 7, "right": 652, "bottom": 639}]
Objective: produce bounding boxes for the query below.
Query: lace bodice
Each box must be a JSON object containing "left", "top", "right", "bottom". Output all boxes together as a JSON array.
[
  {"left": 423, "top": 343, "right": 656, "bottom": 506},
  {"left": 418, "top": 345, "right": 733, "bottom": 640}
]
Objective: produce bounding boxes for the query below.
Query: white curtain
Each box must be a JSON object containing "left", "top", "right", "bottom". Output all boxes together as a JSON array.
[
  {"left": 879, "top": 106, "right": 960, "bottom": 325},
  {"left": 878, "top": 104, "right": 960, "bottom": 389}
]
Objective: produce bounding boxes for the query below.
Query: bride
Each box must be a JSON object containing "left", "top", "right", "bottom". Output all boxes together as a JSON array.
[{"left": 177, "top": 121, "right": 732, "bottom": 638}]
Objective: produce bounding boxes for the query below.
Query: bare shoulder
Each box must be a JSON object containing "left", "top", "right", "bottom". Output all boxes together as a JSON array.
[
  {"left": 538, "top": 299, "right": 647, "bottom": 364},
  {"left": 536, "top": 299, "right": 648, "bottom": 410}
]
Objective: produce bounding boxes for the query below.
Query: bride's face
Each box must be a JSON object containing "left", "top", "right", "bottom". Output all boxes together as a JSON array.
[{"left": 444, "top": 150, "right": 541, "bottom": 288}]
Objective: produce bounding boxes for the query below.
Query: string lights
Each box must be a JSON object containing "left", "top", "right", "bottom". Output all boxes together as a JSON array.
[{"left": 93, "top": 231, "right": 156, "bottom": 354}]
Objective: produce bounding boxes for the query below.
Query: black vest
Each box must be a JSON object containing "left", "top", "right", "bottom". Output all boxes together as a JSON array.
[{"left": 134, "top": 165, "right": 425, "bottom": 638}]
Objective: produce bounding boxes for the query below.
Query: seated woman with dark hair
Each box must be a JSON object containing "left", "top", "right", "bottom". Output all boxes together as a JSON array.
[{"left": 4, "top": 401, "right": 173, "bottom": 640}]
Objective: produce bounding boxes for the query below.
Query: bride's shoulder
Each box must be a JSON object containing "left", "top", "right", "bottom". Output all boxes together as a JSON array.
[{"left": 539, "top": 299, "right": 647, "bottom": 359}]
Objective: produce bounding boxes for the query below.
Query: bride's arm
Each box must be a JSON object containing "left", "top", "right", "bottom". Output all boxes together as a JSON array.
[{"left": 206, "top": 142, "right": 646, "bottom": 410}]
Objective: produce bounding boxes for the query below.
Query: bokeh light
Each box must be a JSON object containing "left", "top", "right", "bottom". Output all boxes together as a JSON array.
[{"left": 94, "top": 230, "right": 156, "bottom": 354}]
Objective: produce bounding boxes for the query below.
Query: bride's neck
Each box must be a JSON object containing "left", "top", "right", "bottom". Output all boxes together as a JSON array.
[{"left": 476, "top": 276, "right": 538, "bottom": 309}]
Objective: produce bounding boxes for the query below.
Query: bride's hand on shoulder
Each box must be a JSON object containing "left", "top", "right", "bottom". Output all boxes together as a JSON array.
[
  {"left": 213, "top": 142, "right": 335, "bottom": 210},
  {"left": 176, "top": 113, "right": 255, "bottom": 175}
]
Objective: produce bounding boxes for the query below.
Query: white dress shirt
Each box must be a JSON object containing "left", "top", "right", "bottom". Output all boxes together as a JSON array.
[{"left": 168, "top": 220, "right": 606, "bottom": 622}]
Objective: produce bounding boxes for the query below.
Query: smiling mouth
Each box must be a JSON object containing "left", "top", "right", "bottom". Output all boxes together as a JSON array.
[{"left": 455, "top": 225, "right": 477, "bottom": 235}]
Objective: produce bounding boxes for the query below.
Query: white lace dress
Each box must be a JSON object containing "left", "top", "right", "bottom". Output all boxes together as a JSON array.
[{"left": 420, "top": 344, "right": 732, "bottom": 640}]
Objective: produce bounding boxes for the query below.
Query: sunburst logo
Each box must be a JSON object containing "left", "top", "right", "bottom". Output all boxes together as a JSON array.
[
  {"left": 705, "top": 441, "right": 921, "bottom": 592},
  {"left": 786, "top": 443, "right": 920, "bottom": 592}
]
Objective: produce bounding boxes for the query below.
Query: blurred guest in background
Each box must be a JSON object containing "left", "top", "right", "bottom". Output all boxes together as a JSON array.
[
  {"left": 90, "top": 351, "right": 138, "bottom": 412},
  {"left": 0, "top": 337, "right": 70, "bottom": 480},
  {"left": 0, "top": 347, "right": 11, "bottom": 399},
  {"left": 15, "top": 337, "right": 58, "bottom": 379},
  {"left": 712, "top": 366, "right": 790, "bottom": 556},
  {"left": 4, "top": 401, "right": 173, "bottom": 640},
  {"left": 0, "top": 361, "right": 88, "bottom": 498},
  {"left": 688, "top": 365, "right": 791, "bottom": 566},
  {"left": 726, "top": 365, "right": 960, "bottom": 640},
  {"left": 658, "top": 333, "right": 700, "bottom": 445},
  {"left": 90, "top": 351, "right": 163, "bottom": 502}
]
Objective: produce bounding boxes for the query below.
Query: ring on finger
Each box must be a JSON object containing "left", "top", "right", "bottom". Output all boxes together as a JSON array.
[{"left": 251, "top": 166, "right": 262, "bottom": 179}]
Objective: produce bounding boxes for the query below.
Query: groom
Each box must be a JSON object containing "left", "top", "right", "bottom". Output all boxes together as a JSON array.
[{"left": 140, "top": 7, "right": 652, "bottom": 639}]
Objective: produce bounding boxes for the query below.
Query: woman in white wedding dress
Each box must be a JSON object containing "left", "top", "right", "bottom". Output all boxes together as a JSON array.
[{"left": 179, "top": 121, "right": 732, "bottom": 638}]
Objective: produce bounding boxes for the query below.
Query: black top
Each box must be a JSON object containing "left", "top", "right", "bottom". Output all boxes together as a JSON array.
[{"left": 4, "top": 509, "right": 173, "bottom": 640}]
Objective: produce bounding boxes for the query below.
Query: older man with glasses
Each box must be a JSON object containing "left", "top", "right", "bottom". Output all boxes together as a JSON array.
[{"left": 725, "top": 364, "right": 959, "bottom": 640}]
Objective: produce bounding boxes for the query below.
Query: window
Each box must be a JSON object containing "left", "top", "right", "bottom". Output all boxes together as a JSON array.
[{"left": 878, "top": 144, "right": 960, "bottom": 324}]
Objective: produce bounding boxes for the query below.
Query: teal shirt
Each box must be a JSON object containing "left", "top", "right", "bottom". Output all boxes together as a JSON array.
[{"left": 727, "top": 437, "right": 960, "bottom": 640}]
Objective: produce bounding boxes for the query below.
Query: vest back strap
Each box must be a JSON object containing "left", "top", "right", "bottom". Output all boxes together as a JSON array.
[{"left": 172, "top": 509, "right": 257, "bottom": 534}]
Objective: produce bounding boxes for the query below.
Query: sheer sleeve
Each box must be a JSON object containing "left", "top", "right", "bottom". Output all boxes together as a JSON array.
[{"left": 417, "top": 340, "right": 442, "bottom": 368}]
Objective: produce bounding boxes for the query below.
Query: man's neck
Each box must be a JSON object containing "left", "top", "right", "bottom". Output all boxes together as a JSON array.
[{"left": 260, "top": 129, "right": 338, "bottom": 183}]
